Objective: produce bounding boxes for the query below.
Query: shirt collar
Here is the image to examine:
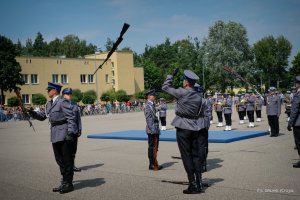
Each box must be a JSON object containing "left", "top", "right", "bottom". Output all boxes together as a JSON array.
[{"left": 52, "top": 95, "right": 59, "bottom": 103}]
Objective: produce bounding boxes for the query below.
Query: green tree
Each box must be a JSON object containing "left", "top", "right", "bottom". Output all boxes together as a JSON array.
[
  {"left": 48, "top": 38, "right": 63, "bottom": 57},
  {"left": 7, "top": 96, "right": 19, "bottom": 107},
  {"left": 62, "top": 35, "right": 80, "bottom": 58},
  {"left": 32, "top": 93, "right": 47, "bottom": 105},
  {"left": 100, "top": 89, "right": 116, "bottom": 102},
  {"left": 134, "top": 91, "right": 146, "bottom": 100},
  {"left": 33, "top": 32, "right": 48, "bottom": 56},
  {"left": 15, "top": 39, "right": 23, "bottom": 56},
  {"left": 82, "top": 95, "right": 96, "bottom": 104},
  {"left": 0, "top": 35, "right": 24, "bottom": 105},
  {"left": 115, "top": 90, "right": 130, "bottom": 102},
  {"left": 253, "top": 35, "right": 292, "bottom": 89},
  {"left": 290, "top": 52, "right": 300, "bottom": 77},
  {"left": 71, "top": 89, "right": 83, "bottom": 103},
  {"left": 202, "top": 20, "right": 253, "bottom": 92},
  {"left": 82, "top": 90, "right": 96, "bottom": 104},
  {"left": 24, "top": 38, "right": 33, "bottom": 55},
  {"left": 105, "top": 38, "right": 114, "bottom": 51}
]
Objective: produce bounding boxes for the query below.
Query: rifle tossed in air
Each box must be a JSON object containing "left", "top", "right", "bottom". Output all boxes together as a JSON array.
[
  {"left": 223, "top": 66, "right": 262, "bottom": 97},
  {"left": 93, "top": 23, "right": 130, "bottom": 75}
]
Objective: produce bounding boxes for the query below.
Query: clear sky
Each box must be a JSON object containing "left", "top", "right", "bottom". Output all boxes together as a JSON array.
[{"left": 0, "top": 0, "right": 299, "bottom": 63}]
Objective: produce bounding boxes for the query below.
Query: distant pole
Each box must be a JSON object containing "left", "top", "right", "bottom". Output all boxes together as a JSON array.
[{"left": 95, "top": 51, "right": 100, "bottom": 103}]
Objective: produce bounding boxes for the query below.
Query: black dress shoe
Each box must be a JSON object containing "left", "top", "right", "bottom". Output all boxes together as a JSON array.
[
  {"left": 73, "top": 166, "right": 81, "bottom": 172},
  {"left": 53, "top": 183, "right": 64, "bottom": 192},
  {"left": 183, "top": 182, "right": 201, "bottom": 194},
  {"left": 59, "top": 183, "right": 74, "bottom": 194},
  {"left": 293, "top": 162, "right": 300, "bottom": 168},
  {"left": 149, "top": 165, "right": 163, "bottom": 170}
]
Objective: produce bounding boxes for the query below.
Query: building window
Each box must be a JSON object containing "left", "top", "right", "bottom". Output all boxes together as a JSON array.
[
  {"left": 61, "top": 74, "right": 68, "bottom": 84},
  {"left": 31, "top": 74, "right": 38, "bottom": 84},
  {"left": 105, "top": 74, "right": 109, "bottom": 84},
  {"left": 112, "top": 79, "right": 115, "bottom": 85},
  {"left": 22, "top": 74, "right": 29, "bottom": 84},
  {"left": 52, "top": 74, "right": 59, "bottom": 83},
  {"left": 112, "top": 70, "right": 115, "bottom": 77},
  {"left": 80, "top": 74, "right": 87, "bottom": 83},
  {"left": 88, "top": 74, "right": 94, "bottom": 83},
  {"left": 111, "top": 62, "right": 114, "bottom": 68},
  {"left": 22, "top": 94, "right": 29, "bottom": 104}
]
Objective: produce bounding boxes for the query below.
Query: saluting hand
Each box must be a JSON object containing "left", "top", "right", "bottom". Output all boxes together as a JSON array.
[{"left": 172, "top": 68, "right": 179, "bottom": 77}]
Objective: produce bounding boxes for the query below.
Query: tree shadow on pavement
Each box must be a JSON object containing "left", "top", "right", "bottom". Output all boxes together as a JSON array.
[
  {"left": 80, "top": 163, "right": 104, "bottom": 171},
  {"left": 73, "top": 178, "right": 105, "bottom": 190}
]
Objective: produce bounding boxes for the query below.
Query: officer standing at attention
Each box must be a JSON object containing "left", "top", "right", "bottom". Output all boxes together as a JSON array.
[
  {"left": 144, "top": 89, "right": 163, "bottom": 171},
  {"left": 223, "top": 93, "right": 232, "bottom": 131},
  {"left": 157, "top": 98, "right": 167, "bottom": 131},
  {"left": 246, "top": 91, "right": 256, "bottom": 128},
  {"left": 162, "top": 69, "right": 204, "bottom": 194},
  {"left": 62, "top": 88, "right": 82, "bottom": 172},
  {"left": 207, "top": 93, "right": 214, "bottom": 124},
  {"left": 215, "top": 93, "right": 224, "bottom": 127},
  {"left": 287, "top": 76, "right": 300, "bottom": 168},
  {"left": 194, "top": 83, "right": 211, "bottom": 172},
  {"left": 266, "top": 87, "right": 281, "bottom": 137},
  {"left": 255, "top": 94, "right": 264, "bottom": 122},
  {"left": 28, "top": 82, "right": 76, "bottom": 194}
]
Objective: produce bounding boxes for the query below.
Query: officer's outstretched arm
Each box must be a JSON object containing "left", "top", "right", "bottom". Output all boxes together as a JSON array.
[{"left": 162, "top": 75, "right": 181, "bottom": 98}]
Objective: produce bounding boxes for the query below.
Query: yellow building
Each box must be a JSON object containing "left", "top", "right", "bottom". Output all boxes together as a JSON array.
[{"left": 3, "top": 51, "right": 144, "bottom": 105}]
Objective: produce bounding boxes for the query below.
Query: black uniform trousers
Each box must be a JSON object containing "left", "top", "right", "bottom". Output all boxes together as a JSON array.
[
  {"left": 293, "top": 126, "right": 300, "bottom": 156},
  {"left": 72, "top": 136, "right": 78, "bottom": 161},
  {"left": 52, "top": 140, "right": 74, "bottom": 183},
  {"left": 267, "top": 115, "right": 279, "bottom": 136},
  {"left": 216, "top": 111, "right": 223, "bottom": 122},
  {"left": 176, "top": 128, "right": 206, "bottom": 183},
  {"left": 147, "top": 134, "right": 159, "bottom": 165},
  {"left": 247, "top": 111, "right": 255, "bottom": 122},
  {"left": 224, "top": 113, "right": 232, "bottom": 126},
  {"left": 256, "top": 110, "right": 261, "bottom": 118},
  {"left": 238, "top": 111, "right": 244, "bottom": 120},
  {"left": 160, "top": 117, "right": 166, "bottom": 126}
]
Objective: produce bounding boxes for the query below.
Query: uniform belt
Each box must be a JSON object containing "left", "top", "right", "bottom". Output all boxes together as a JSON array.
[
  {"left": 176, "top": 112, "right": 199, "bottom": 120},
  {"left": 51, "top": 120, "right": 67, "bottom": 127}
]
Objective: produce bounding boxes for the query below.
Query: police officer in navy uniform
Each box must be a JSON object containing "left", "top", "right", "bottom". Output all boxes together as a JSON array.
[
  {"left": 144, "top": 89, "right": 162, "bottom": 170},
  {"left": 162, "top": 69, "right": 204, "bottom": 194},
  {"left": 287, "top": 76, "right": 300, "bottom": 168},
  {"left": 246, "top": 91, "right": 256, "bottom": 128},
  {"left": 194, "top": 83, "right": 211, "bottom": 172},
  {"left": 28, "top": 82, "right": 77, "bottom": 194},
  {"left": 157, "top": 98, "right": 167, "bottom": 131},
  {"left": 266, "top": 87, "right": 281, "bottom": 137},
  {"left": 62, "top": 88, "right": 82, "bottom": 172},
  {"left": 223, "top": 93, "right": 232, "bottom": 131}
]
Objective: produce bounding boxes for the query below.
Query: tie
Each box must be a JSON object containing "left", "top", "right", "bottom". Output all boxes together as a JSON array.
[{"left": 50, "top": 100, "right": 53, "bottom": 106}]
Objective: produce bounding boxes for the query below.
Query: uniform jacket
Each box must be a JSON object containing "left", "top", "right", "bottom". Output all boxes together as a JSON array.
[
  {"left": 266, "top": 95, "right": 281, "bottom": 116},
  {"left": 157, "top": 103, "right": 167, "bottom": 117},
  {"left": 162, "top": 75, "right": 203, "bottom": 131},
  {"left": 198, "top": 99, "right": 211, "bottom": 130},
  {"left": 255, "top": 97, "right": 264, "bottom": 111},
  {"left": 72, "top": 102, "right": 82, "bottom": 134},
  {"left": 288, "top": 90, "right": 300, "bottom": 127},
  {"left": 238, "top": 96, "right": 246, "bottom": 112},
  {"left": 144, "top": 100, "right": 160, "bottom": 134},
  {"left": 33, "top": 96, "right": 76, "bottom": 143},
  {"left": 215, "top": 97, "right": 223, "bottom": 112},
  {"left": 223, "top": 97, "right": 232, "bottom": 114},
  {"left": 208, "top": 98, "right": 214, "bottom": 112},
  {"left": 246, "top": 95, "right": 256, "bottom": 111}
]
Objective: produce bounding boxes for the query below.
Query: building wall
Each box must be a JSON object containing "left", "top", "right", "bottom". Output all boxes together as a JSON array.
[{"left": 3, "top": 52, "right": 144, "bottom": 105}]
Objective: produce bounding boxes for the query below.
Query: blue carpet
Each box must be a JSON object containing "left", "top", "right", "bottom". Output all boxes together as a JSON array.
[{"left": 87, "top": 130, "right": 269, "bottom": 143}]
